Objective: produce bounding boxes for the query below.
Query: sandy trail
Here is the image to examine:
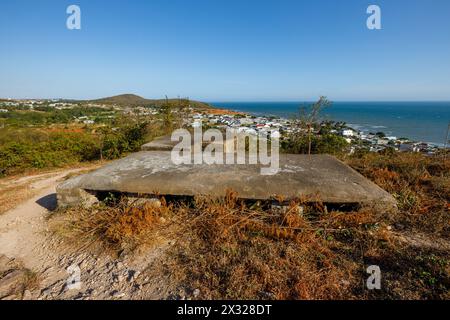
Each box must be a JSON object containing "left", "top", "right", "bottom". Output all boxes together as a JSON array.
[
  {"left": 0, "top": 169, "right": 83, "bottom": 270},
  {"left": 0, "top": 167, "right": 170, "bottom": 300}
]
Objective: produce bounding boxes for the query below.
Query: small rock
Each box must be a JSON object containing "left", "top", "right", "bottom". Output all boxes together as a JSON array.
[
  {"left": 0, "top": 270, "right": 27, "bottom": 297},
  {"left": 259, "top": 291, "right": 275, "bottom": 299},
  {"left": 114, "top": 274, "right": 124, "bottom": 283},
  {"left": 22, "top": 290, "right": 32, "bottom": 300},
  {"left": 111, "top": 290, "right": 125, "bottom": 298},
  {"left": 40, "top": 288, "right": 52, "bottom": 297},
  {"left": 394, "top": 223, "right": 405, "bottom": 230},
  {"left": 127, "top": 270, "right": 139, "bottom": 282},
  {"left": 193, "top": 289, "right": 200, "bottom": 298}
]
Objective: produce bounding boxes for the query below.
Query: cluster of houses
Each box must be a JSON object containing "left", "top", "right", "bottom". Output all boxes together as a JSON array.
[
  {"left": 327, "top": 125, "right": 441, "bottom": 155},
  {"left": 187, "top": 112, "right": 443, "bottom": 155},
  {"left": 123, "top": 106, "right": 159, "bottom": 116},
  {"left": 0, "top": 99, "right": 46, "bottom": 109},
  {"left": 191, "top": 113, "right": 291, "bottom": 135},
  {"left": 0, "top": 99, "right": 115, "bottom": 111}
]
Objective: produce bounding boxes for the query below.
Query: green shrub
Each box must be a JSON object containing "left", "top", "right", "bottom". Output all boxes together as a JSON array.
[
  {"left": 281, "top": 134, "right": 349, "bottom": 155},
  {"left": 0, "top": 122, "right": 149, "bottom": 176}
]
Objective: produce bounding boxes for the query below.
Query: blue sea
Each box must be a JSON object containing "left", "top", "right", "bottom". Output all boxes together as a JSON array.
[{"left": 210, "top": 101, "right": 450, "bottom": 145}]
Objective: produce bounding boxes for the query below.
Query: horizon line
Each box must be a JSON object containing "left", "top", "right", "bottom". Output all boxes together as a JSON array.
[{"left": 2, "top": 96, "right": 450, "bottom": 104}]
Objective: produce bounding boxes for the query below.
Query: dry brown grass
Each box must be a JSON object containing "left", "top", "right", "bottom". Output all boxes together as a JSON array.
[
  {"left": 153, "top": 193, "right": 362, "bottom": 300},
  {"left": 49, "top": 198, "right": 174, "bottom": 254},
  {"left": 0, "top": 184, "right": 34, "bottom": 214},
  {"left": 50, "top": 152, "right": 449, "bottom": 300},
  {"left": 344, "top": 152, "right": 449, "bottom": 236}
]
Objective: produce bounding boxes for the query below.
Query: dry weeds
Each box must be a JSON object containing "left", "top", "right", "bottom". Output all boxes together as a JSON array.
[{"left": 50, "top": 152, "right": 449, "bottom": 300}]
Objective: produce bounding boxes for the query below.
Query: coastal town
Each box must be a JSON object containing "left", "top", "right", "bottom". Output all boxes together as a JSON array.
[{"left": 0, "top": 98, "right": 445, "bottom": 155}]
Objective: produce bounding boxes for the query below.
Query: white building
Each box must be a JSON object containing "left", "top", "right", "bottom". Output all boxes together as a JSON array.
[
  {"left": 342, "top": 129, "right": 354, "bottom": 137},
  {"left": 377, "top": 138, "right": 389, "bottom": 146},
  {"left": 192, "top": 121, "right": 202, "bottom": 128},
  {"left": 399, "top": 143, "right": 420, "bottom": 152}
]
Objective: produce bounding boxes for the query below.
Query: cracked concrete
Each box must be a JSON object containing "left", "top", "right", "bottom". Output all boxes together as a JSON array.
[{"left": 57, "top": 152, "right": 397, "bottom": 210}]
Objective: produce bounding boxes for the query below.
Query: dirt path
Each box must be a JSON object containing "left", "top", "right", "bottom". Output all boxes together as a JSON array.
[
  {"left": 0, "top": 169, "right": 91, "bottom": 299},
  {"left": 0, "top": 167, "right": 173, "bottom": 300},
  {"left": 0, "top": 169, "right": 80, "bottom": 267}
]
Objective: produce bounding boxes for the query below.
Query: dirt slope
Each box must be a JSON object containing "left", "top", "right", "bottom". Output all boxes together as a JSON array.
[{"left": 0, "top": 168, "right": 169, "bottom": 300}]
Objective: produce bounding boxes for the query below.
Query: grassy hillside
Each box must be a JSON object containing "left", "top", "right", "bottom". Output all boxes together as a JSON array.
[
  {"left": 89, "top": 94, "right": 213, "bottom": 110},
  {"left": 91, "top": 94, "right": 150, "bottom": 106}
]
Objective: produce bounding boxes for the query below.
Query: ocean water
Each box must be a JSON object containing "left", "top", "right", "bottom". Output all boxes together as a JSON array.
[{"left": 210, "top": 101, "right": 450, "bottom": 145}]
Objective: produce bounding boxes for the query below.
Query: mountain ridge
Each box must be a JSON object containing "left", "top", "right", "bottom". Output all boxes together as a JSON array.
[{"left": 88, "top": 94, "right": 213, "bottom": 109}]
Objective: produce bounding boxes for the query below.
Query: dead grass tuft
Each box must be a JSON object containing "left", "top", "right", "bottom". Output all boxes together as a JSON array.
[
  {"left": 50, "top": 197, "right": 173, "bottom": 252},
  {"left": 50, "top": 152, "right": 449, "bottom": 300},
  {"left": 148, "top": 192, "right": 363, "bottom": 300},
  {"left": 345, "top": 152, "right": 450, "bottom": 236}
]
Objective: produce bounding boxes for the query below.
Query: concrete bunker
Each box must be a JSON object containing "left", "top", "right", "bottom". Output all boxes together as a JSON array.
[{"left": 56, "top": 151, "right": 397, "bottom": 212}]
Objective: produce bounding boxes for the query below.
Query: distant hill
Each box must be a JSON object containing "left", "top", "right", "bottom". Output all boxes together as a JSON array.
[
  {"left": 88, "top": 94, "right": 213, "bottom": 110},
  {"left": 92, "top": 94, "right": 150, "bottom": 106}
]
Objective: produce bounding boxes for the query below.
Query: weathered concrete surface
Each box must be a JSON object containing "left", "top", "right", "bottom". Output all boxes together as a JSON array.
[
  {"left": 141, "top": 134, "right": 230, "bottom": 151},
  {"left": 57, "top": 152, "right": 396, "bottom": 210},
  {"left": 141, "top": 136, "right": 178, "bottom": 151}
]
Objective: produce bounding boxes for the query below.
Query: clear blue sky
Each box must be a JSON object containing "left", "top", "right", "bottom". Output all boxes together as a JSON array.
[{"left": 1, "top": 0, "right": 449, "bottom": 101}]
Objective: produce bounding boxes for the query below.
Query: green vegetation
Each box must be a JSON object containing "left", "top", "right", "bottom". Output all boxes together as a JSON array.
[
  {"left": 282, "top": 133, "right": 349, "bottom": 155},
  {"left": 281, "top": 97, "right": 349, "bottom": 155},
  {"left": 0, "top": 121, "right": 150, "bottom": 177},
  {"left": 297, "top": 96, "right": 332, "bottom": 155},
  {"left": 0, "top": 97, "right": 181, "bottom": 176},
  {"left": 0, "top": 106, "right": 116, "bottom": 126},
  {"left": 91, "top": 93, "right": 212, "bottom": 110}
]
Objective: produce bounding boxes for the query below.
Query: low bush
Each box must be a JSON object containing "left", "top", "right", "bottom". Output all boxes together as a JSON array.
[
  {"left": 281, "top": 133, "right": 349, "bottom": 155},
  {"left": 0, "top": 122, "right": 150, "bottom": 176}
]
